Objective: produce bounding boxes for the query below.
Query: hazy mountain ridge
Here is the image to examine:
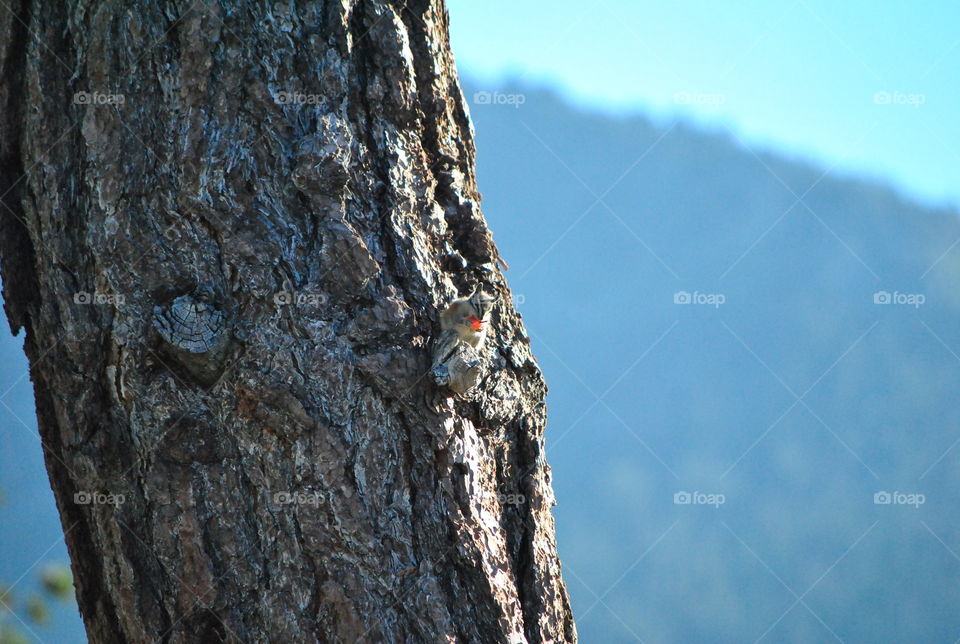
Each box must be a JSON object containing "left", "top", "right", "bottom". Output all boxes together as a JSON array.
[{"left": 467, "top": 81, "right": 960, "bottom": 643}]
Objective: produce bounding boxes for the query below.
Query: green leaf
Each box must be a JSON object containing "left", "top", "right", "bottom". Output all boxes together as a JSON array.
[
  {"left": 39, "top": 564, "right": 73, "bottom": 600},
  {"left": 0, "top": 624, "right": 31, "bottom": 644},
  {"left": 25, "top": 596, "right": 49, "bottom": 626},
  {"left": 0, "top": 586, "right": 13, "bottom": 611}
]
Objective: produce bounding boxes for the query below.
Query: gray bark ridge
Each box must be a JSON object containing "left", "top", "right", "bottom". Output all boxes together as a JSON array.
[{"left": 0, "top": 0, "right": 577, "bottom": 642}]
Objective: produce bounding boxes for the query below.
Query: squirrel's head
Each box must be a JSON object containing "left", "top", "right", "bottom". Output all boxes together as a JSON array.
[{"left": 467, "top": 289, "right": 497, "bottom": 320}]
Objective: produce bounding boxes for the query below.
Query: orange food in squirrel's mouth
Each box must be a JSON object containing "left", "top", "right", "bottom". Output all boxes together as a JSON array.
[{"left": 468, "top": 316, "right": 483, "bottom": 331}]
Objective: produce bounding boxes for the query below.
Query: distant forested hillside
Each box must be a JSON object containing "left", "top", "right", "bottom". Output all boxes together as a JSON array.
[{"left": 468, "top": 81, "right": 960, "bottom": 643}]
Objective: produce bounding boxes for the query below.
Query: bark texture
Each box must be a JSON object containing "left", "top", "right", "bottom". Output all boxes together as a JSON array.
[{"left": 0, "top": 1, "right": 576, "bottom": 642}]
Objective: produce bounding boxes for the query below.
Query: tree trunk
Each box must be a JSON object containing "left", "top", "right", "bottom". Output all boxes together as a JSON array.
[{"left": 0, "top": 1, "right": 576, "bottom": 642}]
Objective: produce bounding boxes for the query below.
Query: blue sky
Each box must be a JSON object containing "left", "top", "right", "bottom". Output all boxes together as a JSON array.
[{"left": 447, "top": 0, "right": 960, "bottom": 209}]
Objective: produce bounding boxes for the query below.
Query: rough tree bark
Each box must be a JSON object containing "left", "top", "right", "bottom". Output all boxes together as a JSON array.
[{"left": 0, "top": 1, "right": 576, "bottom": 642}]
